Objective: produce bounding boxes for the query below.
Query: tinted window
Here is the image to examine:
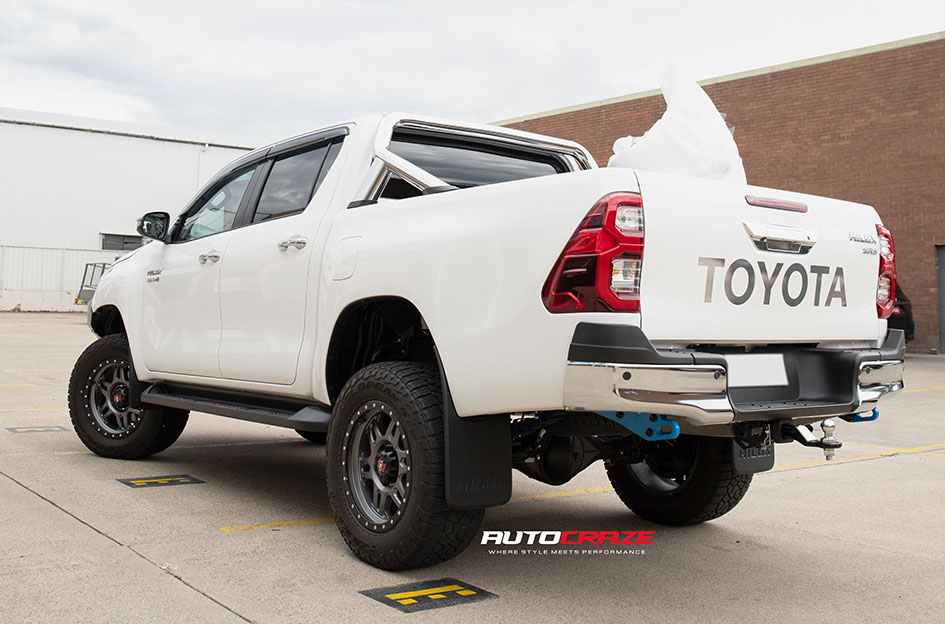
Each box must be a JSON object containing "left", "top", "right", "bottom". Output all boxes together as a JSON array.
[
  {"left": 388, "top": 137, "right": 565, "bottom": 189},
  {"left": 252, "top": 141, "right": 341, "bottom": 224},
  {"left": 175, "top": 167, "right": 257, "bottom": 242}
]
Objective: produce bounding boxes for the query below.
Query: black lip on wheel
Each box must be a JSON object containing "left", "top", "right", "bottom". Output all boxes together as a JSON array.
[
  {"left": 83, "top": 357, "right": 139, "bottom": 439},
  {"left": 341, "top": 401, "right": 412, "bottom": 533}
]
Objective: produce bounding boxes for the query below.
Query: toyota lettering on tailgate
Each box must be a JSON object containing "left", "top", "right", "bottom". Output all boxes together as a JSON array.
[{"left": 698, "top": 257, "right": 847, "bottom": 307}]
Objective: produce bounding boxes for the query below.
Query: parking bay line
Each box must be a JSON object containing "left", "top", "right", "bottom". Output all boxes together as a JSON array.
[
  {"left": 771, "top": 441, "right": 945, "bottom": 471},
  {"left": 842, "top": 440, "right": 902, "bottom": 450},
  {"left": 217, "top": 486, "right": 617, "bottom": 533},
  {"left": 220, "top": 442, "right": 945, "bottom": 533},
  {"left": 219, "top": 517, "right": 335, "bottom": 532},
  {"left": 218, "top": 444, "right": 945, "bottom": 534},
  {"left": 902, "top": 385, "right": 945, "bottom": 394}
]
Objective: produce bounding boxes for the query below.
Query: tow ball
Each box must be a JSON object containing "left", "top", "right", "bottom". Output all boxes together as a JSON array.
[{"left": 779, "top": 419, "right": 842, "bottom": 460}]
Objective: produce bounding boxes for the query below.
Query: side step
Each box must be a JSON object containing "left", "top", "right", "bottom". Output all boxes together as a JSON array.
[{"left": 140, "top": 384, "right": 331, "bottom": 433}]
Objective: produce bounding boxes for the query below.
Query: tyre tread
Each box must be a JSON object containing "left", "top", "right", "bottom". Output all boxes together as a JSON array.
[
  {"left": 327, "top": 361, "right": 483, "bottom": 570},
  {"left": 68, "top": 334, "right": 188, "bottom": 460},
  {"left": 606, "top": 436, "right": 752, "bottom": 526}
]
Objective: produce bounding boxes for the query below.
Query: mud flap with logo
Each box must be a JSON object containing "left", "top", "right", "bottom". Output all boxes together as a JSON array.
[{"left": 732, "top": 423, "right": 775, "bottom": 474}]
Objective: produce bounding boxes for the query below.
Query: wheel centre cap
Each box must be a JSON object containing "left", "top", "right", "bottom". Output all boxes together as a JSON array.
[
  {"left": 375, "top": 447, "right": 398, "bottom": 485},
  {"left": 111, "top": 384, "right": 128, "bottom": 409}
]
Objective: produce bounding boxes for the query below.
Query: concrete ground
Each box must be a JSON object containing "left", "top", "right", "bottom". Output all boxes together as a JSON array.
[{"left": 1, "top": 312, "right": 943, "bottom": 623}]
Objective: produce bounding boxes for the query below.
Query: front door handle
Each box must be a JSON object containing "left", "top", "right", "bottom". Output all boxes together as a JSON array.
[
  {"left": 198, "top": 251, "right": 221, "bottom": 264},
  {"left": 278, "top": 237, "right": 308, "bottom": 251}
]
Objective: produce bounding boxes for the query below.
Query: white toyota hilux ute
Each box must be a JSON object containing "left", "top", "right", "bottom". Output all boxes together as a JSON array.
[{"left": 70, "top": 113, "right": 905, "bottom": 569}]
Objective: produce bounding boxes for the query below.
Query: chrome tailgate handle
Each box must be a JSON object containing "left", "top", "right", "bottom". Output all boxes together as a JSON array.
[
  {"left": 278, "top": 237, "right": 308, "bottom": 251},
  {"left": 198, "top": 251, "right": 221, "bottom": 264},
  {"left": 743, "top": 222, "right": 816, "bottom": 255}
]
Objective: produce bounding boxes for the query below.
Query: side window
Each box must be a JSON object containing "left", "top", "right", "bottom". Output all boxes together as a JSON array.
[
  {"left": 175, "top": 167, "right": 257, "bottom": 242},
  {"left": 251, "top": 139, "right": 342, "bottom": 224}
]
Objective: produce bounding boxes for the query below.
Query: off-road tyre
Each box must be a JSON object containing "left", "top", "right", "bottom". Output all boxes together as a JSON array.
[
  {"left": 326, "top": 361, "right": 484, "bottom": 570},
  {"left": 68, "top": 334, "right": 188, "bottom": 459},
  {"left": 606, "top": 435, "right": 751, "bottom": 525}
]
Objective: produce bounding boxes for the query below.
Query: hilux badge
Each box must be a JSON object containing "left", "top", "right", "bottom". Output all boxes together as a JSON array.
[{"left": 849, "top": 231, "right": 877, "bottom": 245}]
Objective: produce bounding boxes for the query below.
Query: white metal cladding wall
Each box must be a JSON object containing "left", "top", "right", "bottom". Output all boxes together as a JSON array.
[
  {"left": 0, "top": 120, "right": 252, "bottom": 250},
  {"left": 0, "top": 245, "right": 125, "bottom": 311}
]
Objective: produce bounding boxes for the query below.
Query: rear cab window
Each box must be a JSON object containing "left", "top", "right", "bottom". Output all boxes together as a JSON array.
[{"left": 376, "top": 128, "right": 573, "bottom": 201}]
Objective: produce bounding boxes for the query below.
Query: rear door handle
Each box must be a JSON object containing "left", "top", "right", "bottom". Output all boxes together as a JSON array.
[
  {"left": 278, "top": 237, "right": 308, "bottom": 251},
  {"left": 198, "top": 251, "right": 221, "bottom": 264}
]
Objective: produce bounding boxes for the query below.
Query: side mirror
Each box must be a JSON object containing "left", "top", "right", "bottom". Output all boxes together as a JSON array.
[{"left": 136, "top": 212, "right": 170, "bottom": 242}]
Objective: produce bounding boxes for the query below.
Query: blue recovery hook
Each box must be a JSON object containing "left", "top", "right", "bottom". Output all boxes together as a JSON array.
[
  {"left": 845, "top": 407, "right": 880, "bottom": 423},
  {"left": 597, "top": 411, "right": 680, "bottom": 441}
]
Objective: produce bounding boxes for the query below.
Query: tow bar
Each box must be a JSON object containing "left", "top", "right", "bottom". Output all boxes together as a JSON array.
[
  {"left": 775, "top": 408, "right": 881, "bottom": 461},
  {"left": 778, "top": 419, "right": 843, "bottom": 460}
]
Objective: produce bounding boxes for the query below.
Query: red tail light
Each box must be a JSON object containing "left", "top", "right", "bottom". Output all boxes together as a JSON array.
[
  {"left": 542, "top": 192, "right": 644, "bottom": 313},
  {"left": 876, "top": 224, "right": 895, "bottom": 319}
]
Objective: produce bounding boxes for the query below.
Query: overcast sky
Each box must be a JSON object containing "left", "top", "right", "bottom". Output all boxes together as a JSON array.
[{"left": 1, "top": 0, "right": 943, "bottom": 142}]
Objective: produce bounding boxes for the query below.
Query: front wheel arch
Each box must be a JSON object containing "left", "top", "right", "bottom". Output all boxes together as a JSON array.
[{"left": 89, "top": 305, "right": 126, "bottom": 338}]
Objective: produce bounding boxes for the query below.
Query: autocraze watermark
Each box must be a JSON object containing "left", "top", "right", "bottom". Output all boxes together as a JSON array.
[{"left": 481, "top": 531, "right": 652, "bottom": 556}]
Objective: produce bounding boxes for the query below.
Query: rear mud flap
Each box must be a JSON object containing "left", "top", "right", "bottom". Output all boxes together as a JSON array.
[
  {"left": 436, "top": 352, "right": 512, "bottom": 509},
  {"left": 732, "top": 437, "right": 775, "bottom": 474}
]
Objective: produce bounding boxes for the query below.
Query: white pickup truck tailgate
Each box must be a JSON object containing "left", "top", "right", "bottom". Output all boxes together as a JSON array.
[{"left": 636, "top": 170, "right": 884, "bottom": 344}]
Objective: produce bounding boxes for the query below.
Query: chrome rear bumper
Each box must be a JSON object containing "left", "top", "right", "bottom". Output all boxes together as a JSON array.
[
  {"left": 564, "top": 346, "right": 903, "bottom": 426},
  {"left": 564, "top": 361, "right": 735, "bottom": 425},
  {"left": 857, "top": 360, "right": 905, "bottom": 407}
]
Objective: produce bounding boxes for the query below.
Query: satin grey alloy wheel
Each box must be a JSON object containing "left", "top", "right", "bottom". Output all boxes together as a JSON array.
[
  {"left": 69, "top": 333, "right": 189, "bottom": 459},
  {"left": 344, "top": 401, "right": 412, "bottom": 531},
  {"left": 87, "top": 358, "right": 139, "bottom": 437}
]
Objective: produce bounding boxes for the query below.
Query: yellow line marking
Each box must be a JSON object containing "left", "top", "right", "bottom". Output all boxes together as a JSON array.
[
  {"left": 893, "top": 442, "right": 945, "bottom": 453},
  {"left": 842, "top": 440, "right": 901, "bottom": 450},
  {"left": 54, "top": 451, "right": 91, "bottom": 455},
  {"left": 456, "top": 590, "right": 477, "bottom": 596},
  {"left": 129, "top": 478, "right": 194, "bottom": 486},
  {"left": 773, "top": 453, "right": 881, "bottom": 471},
  {"left": 220, "top": 489, "right": 612, "bottom": 533},
  {"left": 429, "top": 594, "right": 446, "bottom": 599},
  {"left": 903, "top": 385, "right": 945, "bottom": 393},
  {"left": 772, "top": 442, "right": 945, "bottom": 471},
  {"left": 218, "top": 442, "right": 945, "bottom": 532},
  {"left": 385, "top": 585, "right": 464, "bottom": 600},
  {"left": 398, "top": 599, "right": 418, "bottom": 605},
  {"left": 219, "top": 517, "right": 334, "bottom": 533},
  {"left": 510, "top": 485, "right": 613, "bottom": 502},
  {"left": 7, "top": 426, "right": 68, "bottom": 432}
]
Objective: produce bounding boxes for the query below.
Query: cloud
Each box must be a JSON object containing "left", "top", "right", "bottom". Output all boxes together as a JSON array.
[{"left": 1, "top": 0, "right": 943, "bottom": 141}]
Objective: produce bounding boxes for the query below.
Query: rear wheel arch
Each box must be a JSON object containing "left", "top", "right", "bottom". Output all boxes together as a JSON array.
[{"left": 324, "top": 296, "right": 438, "bottom": 404}]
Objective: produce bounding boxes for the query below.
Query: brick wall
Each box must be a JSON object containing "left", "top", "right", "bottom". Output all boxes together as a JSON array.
[{"left": 506, "top": 39, "right": 945, "bottom": 352}]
